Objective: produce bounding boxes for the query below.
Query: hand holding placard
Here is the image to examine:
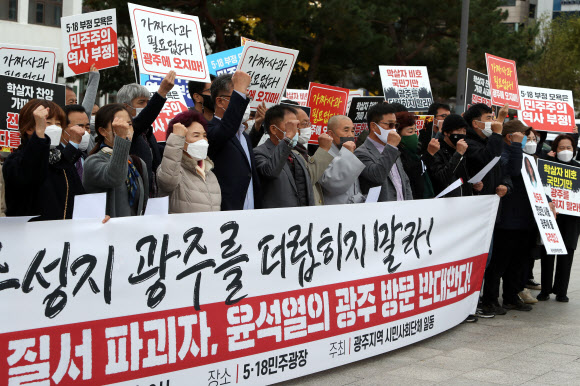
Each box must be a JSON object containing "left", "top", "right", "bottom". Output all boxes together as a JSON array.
[
  {"left": 473, "top": 181, "right": 484, "bottom": 192},
  {"left": 33, "top": 105, "right": 49, "bottom": 138},
  {"left": 496, "top": 184, "right": 508, "bottom": 197},
  {"left": 158, "top": 70, "right": 176, "bottom": 98}
]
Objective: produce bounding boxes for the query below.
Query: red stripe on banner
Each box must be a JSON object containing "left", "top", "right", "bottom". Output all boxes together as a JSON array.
[{"left": 1, "top": 254, "right": 486, "bottom": 385}]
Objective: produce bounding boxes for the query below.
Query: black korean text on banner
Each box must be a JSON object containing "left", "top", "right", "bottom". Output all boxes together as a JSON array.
[
  {"left": 378, "top": 66, "right": 433, "bottom": 112},
  {"left": 0, "top": 43, "right": 58, "bottom": 82},
  {"left": 464, "top": 69, "right": 491, "bottom": 111},
  {"left": 237, "top": 41, "right": 298, "bottom": 110},
  {"left": 0, "top": 75, "right": 65, "bottom": 151},
  {"left": 538, "top": 159, "right": 580, "bottom": 217},
  {"left": 61, "top": 9, "right": 119, "bottom": 77},
  {"left": 347, "top": 96, "right": 383, "bottom": 137},
  {"left": 521, "top": 154, "right": 567, "bottom": 255},
  {"left": 0, "top": 195, "right": 499, "bottom": 385},
  {"left": 285, "top": 89, "right": 309, "bottom": 106},
  {"left": 518, "top": 85, "right": 575, "bottom": 133},
  {"left": 128, "top": 3, "right": 210, "bottom": 82}
]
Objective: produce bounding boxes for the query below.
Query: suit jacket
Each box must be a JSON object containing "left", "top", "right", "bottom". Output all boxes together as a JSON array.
[
  {"left": 320, "top": 143, "right": 366, "bottom": 205},
  {"left": 254, "top": 138, "right": 315, "bottom": 208},
  {"left": 293, "top": 146, "right": 334, "bottom": 205},
  {"left": 207, "top": 91, "right": 262, "bottom": 210},
  {"left": 354, "top": 138, "right": 413, "bottom": 202}
]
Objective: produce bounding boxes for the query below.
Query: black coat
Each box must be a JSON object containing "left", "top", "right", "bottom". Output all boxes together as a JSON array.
[
  {"left": 465, "top": 127, "right": 505, "bottom": 195},
  {"left": 207, "top": 91, "right": 262, "bottom": 211},
  {"left": 423, "top": 138, "right": 472, "bottom": 197},
  {"left": 3, "top": 133, "right": 85, "bottom": 220}
]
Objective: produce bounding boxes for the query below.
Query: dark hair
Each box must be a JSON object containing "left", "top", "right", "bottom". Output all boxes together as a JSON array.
[
  {"left": 89, "top": 104, "right": 131, "bottom": 155},
  {"left": 427, "top": 102, "right": 451, "bottom": 116},
  {"left": 66, "top": 85, "right": 75, "bottom": 92},
  {"left": 389, "top": 103, "right": 408, "bottom": 113},
  {"left": 366, "top": 102, "right": 396, "bottom": 130},
  {"left": 210, "top": 74, "right": 233, "bottom": 104},
  {"left": 281, "top": 99, "right": 299, "bottom": 105},
  {"left": 552, "top": 134, "right": 577, "bottom": 156},
  {"left": 63, "top": 104, "right": 86, "bottom": 126},
  {"left": 395, "top": 111, "right": 417, "bottom": 132},
  {"left": 18, "top": 99, "right": 66, "bottom": 147},
  {"left": 463, "top": 103, "right": 493, "bottom": 127},
  {"left": 188, "top": 80, "right": 207, "bottom": 101},
  {"left": 264, "top": 105, "right": 298, "bottom": 134},
  {"left": 166, "top": 109, "right": 208, "bottom": 140},
  {"left": 525, "top": 127, "right": 538, "bottom": 140}
]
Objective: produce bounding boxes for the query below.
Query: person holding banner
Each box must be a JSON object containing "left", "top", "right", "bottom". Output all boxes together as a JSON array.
[
  {"left": 3, "top": 99, "right": 86, "bottom": 220},
  {"left": 156, "top": 110, "right": 221, "bottom": 213},
  {"left": 84, "top": 104, "right": 149, "bottom": 217},
  {"left": 537, "top": 134, "right": 580, "bottom": 302},
  {"left": 355, "top": 103, "right": 413, "bottom": 201}
]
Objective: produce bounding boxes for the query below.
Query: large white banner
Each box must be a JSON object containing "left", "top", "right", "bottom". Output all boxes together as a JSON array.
[
  {"left": 0, "top": 196, "right": 498, "bottom": 385},
  {"left": 0, "top": 43, "right": 58, "bottom": 82}
]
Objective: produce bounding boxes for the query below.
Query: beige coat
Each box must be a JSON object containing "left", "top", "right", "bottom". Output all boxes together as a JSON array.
[{"left": 157, "top": 133, "right": 221, "bottom": 213}]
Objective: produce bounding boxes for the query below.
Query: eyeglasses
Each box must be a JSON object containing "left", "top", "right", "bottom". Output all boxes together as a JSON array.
[
  {"left": 218, "top": 95, "right": 231, "bottom": 102},
  {"left": 377, "top": 121, "right": 399, "bottom": 129},
  {"left": 436, "top": 114, "right": 449, "bottom": 119}
]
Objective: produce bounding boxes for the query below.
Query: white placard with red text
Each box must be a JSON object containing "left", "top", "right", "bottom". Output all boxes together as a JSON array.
[
  {"left": 61, "top": 9, "right": 119, "bottom": 77},
  {"left": 128, "top": 3, "right": 210, "bottom": 82},
  {"left": 237, "top": 41, "right": 298, "bottom": 110},
  {"left": 518, "top": 85, "right": 575, "bottom": 133},
  {"left": 522, "top": 154, "right": 568, "bottom": 255},
  {"left": 0, "top": 196, "right": 499, "bottom": 385},
  {"left": 0, "top": 43, "right": 58, "bottom": 82},
  {"left": 144, "top": 84, "right": 188, "bottom": 143},
  {"left": 285, "top": 89, "right": 309, "bottom": 106}
]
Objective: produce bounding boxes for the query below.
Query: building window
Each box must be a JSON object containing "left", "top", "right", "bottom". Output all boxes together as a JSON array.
[
  {"left": 529, "top": 4, "right": 537, "bottom": 18},
  {"left": 28, "top": 0, "right": 62, "bottom": 27},
  {"left": 0, "top": 0, "right": 18, "bottom": 21}
]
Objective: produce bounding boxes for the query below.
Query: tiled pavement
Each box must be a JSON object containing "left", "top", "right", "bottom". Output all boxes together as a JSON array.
[{"left": 281, "top": 252, "right": 580, "bottom": 385}]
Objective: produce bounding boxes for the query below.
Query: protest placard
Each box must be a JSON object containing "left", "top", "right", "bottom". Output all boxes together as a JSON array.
[
  {"left": 379, "top": 66, "right": 433, "bottom": 111},
  {"left": 0, "top": 195, "right": 499, "bottom": 385},
  {"left": 518, "top": 85, "right": 575, "bottom": 133},
  {"left": 307, "top": 82, "right": 349, "bottom": 144},
  {"left": 61, "top": 9, "right": 118, "bottom": 77},
  {"left": 128, "top": 3, "right": 210, "bottom": 82},
  {"left": 0, "top": 43, "right": 58, "bottom": 82},
  {"left": 485, "top": 53, "right": 521, "bottom": 109},
  {"left": 241, "top": 36, "right": 256, "bottom": 46},
  {"left": 236, "top": 41, "right": 298, "bottom": 110},
  {"left": 346, "top": 89, "right": 365, "bottom": 111},
  {"left": 140, "top": 73, "right": 194, "bottom": 108},
  {"left": 143, "top": 83, "right": 188, "bottom": 142},
  {"left": 414, "top": 114, "right": 434, "bottom": 136},
  {"left": 538, "top": 159, "right": 580, "bottom": 216},
  {"left": 347, "top": 96, "right": 383, "bottom": 137},
  {"left": 285, "top": 89, "right": 309, "bottom": 106},
  {"left": 0, "top": 75, "right": 65, "bottom": 151},
  {"left": 464, "top": 69, "right": 491, "bottom": 111},
  {"left": 206, "top": 47, "right": 243, "bottom": 76},
  {"left": 522, "top": 154, "right": 567, "bottom": 255}
]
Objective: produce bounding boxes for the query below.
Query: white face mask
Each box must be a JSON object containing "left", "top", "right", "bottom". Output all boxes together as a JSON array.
[
  {"left": 375, "top": 123, "right": 392, "bottom": 143},
  {"left": 523, "top": 141, "right": 537, "bottom": 155},
  {"left": 298, "top": 126, "right": 312, "bottom": 145},
  {"left": 480, "top": 121, "right": 493, "bottom": 137},
  {"left": 557, "top": 150, "right": 574, "bottom": 163},
  {"left": 44, "top": 125, "right": 62, "bottom": 148},
  {"left": 185, "top": 139, "right": 209, "bottom": 160},
  {"left": 134, "top": 107, "right": 144, "bottom": 116},
  {"left": 79, "top": 132, "right": 91, "bottom": 151}
]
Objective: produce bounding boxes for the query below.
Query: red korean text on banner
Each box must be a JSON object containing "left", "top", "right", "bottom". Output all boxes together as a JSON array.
[
  {"left": 485, "top": 53, "right": 521, "bottom": 109},
  {"left": 307, "top": 83, "right": 349, "bottom": 145},
  {"left": 518, "top": 85, "right": 575, "bottom": 133},
  {"left": 414, "top": 115, "right": 434, "bottom": 136},
  {"left": 145, "top": 87, "right": 188, "bottom": 143}
]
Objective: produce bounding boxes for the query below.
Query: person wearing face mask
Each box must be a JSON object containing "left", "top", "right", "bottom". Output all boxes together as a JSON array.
[
  {"left": 354, "top": 103, "right": 413, "bottom": 202},
  {"left": 536, "top": 134, "right": 580, "bottom": 302},
  {"left": 254, "top": 105, "right": 319, "bottom": 208},
  {"left": 156, "top": 110, "right": 221, "bottom": 213},
  {"left": 188, "top": 78, "right": 215, "bottom": 122},
  {"left": 418, "top": 102, "right": 451, "bottom": 155},
  {"left": 3, "top": 99, "right": 85, "bottom": 220},
  {"left": 83, "top": 104, "right": 148, "bottom": 217},
  {"left": 394, "top": 111, "right": 434, "bottom": 199},
  {"left": 207, "top": 71, "right": 262, "bottom": 211},
  {"left": 423, "top": 114, "right": 483, "bottom": 197},
  {"left": 319, "top": 115, "right": 366, "bottom": 205},
  {"left": 63, "top": 105, "right": 92, "bottom": 179}
]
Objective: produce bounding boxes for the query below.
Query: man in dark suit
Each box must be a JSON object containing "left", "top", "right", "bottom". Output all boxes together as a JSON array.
[{"left": 207, "top": 71, "right": 262, "bottom": 210}]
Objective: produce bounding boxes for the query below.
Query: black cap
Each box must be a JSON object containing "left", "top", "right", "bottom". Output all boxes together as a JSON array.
[{"left": 442, "top": 114, "right": 468, "bottom": 134}]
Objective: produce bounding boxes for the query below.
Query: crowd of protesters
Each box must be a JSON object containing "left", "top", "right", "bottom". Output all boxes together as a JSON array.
[{"left": 0, "top": 68, "right": 578, "bottom": 322}]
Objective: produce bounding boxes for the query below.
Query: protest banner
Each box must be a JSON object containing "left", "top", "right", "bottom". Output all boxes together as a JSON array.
[
  {"left": 538, "top": 159, "right": 580, "bottom": 217},
  {"left": 128, "top": 3, "right": 210, "bottom": 82},
  {"left": 347, "top": 96, "right": 383, "bottom": 137},
  {"left": 143, "top": 83, "right": 188, "bottom": 143},
  {"left": 285, "top": 89, "right": 309, "bottom": 106},
  {"left": 485, "top": 53, "right": 521, "bottom": 109},
  {"left": 0, "top": 75, "right": 65, "bottom": 151},
  {"left": 236, "top": 41, "right": 298, "bottom": 110},
  {"left": 414, "top": 114, "right": 434, "bottom": 136},
  {"left": 61, "top": 9, "right": 118, "bottom": 77},
  {"left": 140, "top": 74, "right": 194, "bottom": 109},
  {"left": 207, "top": 47, "right": 244, "bottom": 76},
  {"left": 464, "top": 69, "right": 491, "bottom": 111},
  {"left": 522, "top": 154, "right": 567, "bottom": 255},
  {"left": 307, "top": 83, "right": 349, "bottom": 144},
  {"left": 518, "top": 85, "right": 575, "bottom": 133},
  {"left": 379, "top": 66, "right": 433, "bottom": 112},
  {"left": 0, "top": 43, "right": 58, "bottom": 82},
  {"left": 0, "top": 195, "right": 498, "bottom": 385},
  {"left": 346, "top": 89, "right": 365, "bottom": 111}
]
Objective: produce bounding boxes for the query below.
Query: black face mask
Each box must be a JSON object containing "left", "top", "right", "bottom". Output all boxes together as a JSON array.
[
  {"left": 338, "top": 137, "right": 355, "bottom": 149},
  {"left": 201, "top": 94, "right": 214, "bottom": 112},
  {"left": 449, "top": 133, "right": 466, "bottom": 146}
]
